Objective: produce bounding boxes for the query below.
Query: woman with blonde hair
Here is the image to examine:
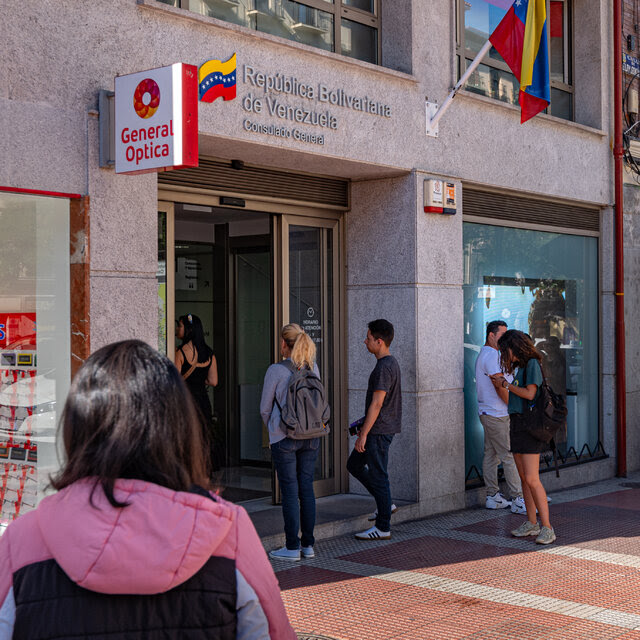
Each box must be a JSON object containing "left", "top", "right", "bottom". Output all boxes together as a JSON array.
[{"left": 260, "top": 323, "right": 322, "bottom": 561}]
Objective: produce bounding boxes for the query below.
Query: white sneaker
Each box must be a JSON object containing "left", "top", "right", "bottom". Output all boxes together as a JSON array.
[
  {"left": 301, "top": 546, "right": 315, "bottom": 559},
  {"left": 355, "top": 525, "right": 391, "bottom": 540},
  {"left": 269, "top": 546, "right": 301, "bottom": 561},
  {"left": 368, "top": 503, "right": 398, "bottom": 521},
  {"left": 510, "top": 496, "right": 526, "bottom": 514},
  {"left": 486, "top": 492, "right": 511, "bottom": 509}
]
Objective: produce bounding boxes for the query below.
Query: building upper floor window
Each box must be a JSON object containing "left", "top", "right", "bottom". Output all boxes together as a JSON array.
[
  {"left": 456, "top": 0, "right": 573, "bottom": 121},
  {"left": 159, "top": 0, "right": 380, "bottom": 64}
]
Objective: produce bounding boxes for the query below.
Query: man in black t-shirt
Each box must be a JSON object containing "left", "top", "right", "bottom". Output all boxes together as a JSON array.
[{"left": 347, "top": 319, "right": 402, "bottom": 540}]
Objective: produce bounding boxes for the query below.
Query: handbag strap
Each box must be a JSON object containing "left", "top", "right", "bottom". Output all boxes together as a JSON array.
[
  {"left": 524, "top": 359, "right": 560, "bottom": 477},
  {"left": 523, "top": 358, "right": 546, "bottom": 388},
  {"left": 180, "top": 346, "right": 211, "bottom": 381}
]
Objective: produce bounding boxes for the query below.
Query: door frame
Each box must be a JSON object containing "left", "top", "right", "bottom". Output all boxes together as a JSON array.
[
  {"left": 158, "top": 201, "right": 175, "bottom": 358},
  {"left": 158, "top": 189, "right": 346, "bottom": 499},
  {"left": 277, "top": 214, "right": 343, "bottom": 497}
]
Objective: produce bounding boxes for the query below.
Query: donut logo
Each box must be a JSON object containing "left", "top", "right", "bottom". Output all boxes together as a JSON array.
[{"left": 133, "top": 78, "right": 160, "bottom": 119}]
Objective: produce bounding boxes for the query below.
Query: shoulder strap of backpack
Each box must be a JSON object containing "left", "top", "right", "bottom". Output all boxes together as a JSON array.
[
  {"left": 523, "top": 358, "right": 547, "bottom": 386},
  {"left": 277, "top": 360, "right": 297, "bottom": 374},
  {"left": 273, "top": 360, "right": 298, "bottom": 413}
]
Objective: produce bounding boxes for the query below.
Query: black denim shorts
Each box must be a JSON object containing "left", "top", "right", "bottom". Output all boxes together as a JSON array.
[{"left": 509, "top": 413, "right": 550, "bottom": 454}]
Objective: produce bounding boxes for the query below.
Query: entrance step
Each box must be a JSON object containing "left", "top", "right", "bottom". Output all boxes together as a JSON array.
[{"left": 245, "top": 494, "right": 417, "bottom": 550}]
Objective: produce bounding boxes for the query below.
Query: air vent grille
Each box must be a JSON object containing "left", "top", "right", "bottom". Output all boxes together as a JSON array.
[
  {"left": 159, "top": 157, "right": 348, "bottom": 208},
  {"left": 463, "top": 188, "right": 600, "bottom": 233}
]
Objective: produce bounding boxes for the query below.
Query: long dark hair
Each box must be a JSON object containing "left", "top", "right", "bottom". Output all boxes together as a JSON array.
[
  {"left": 51, "top": 340, "right": 210, "bottom": 507},
  {"left": 178, "top": 313, "right": 213, "bottom": 363},
  {"left": 497, "top": 329, "right": 543, "bottom": 375}
]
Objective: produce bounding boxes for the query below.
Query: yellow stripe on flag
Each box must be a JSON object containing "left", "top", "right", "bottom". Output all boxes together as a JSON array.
[
  {"left": 520, "top": 0, "right": 546, "bottom": 91},
  {"left": 198, "top": 53, "right": 237, "bottom": 83}
]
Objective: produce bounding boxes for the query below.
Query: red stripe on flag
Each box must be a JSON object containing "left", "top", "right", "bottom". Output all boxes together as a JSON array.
[
  {"left": 489, "top": 6, "right": 526, "bottom": 82},
  {"left": 201, "top": 83, "right": 236, "bottom": 103},
  {"left": 519, "top": 90, "right": 549, "bottom": 123}
]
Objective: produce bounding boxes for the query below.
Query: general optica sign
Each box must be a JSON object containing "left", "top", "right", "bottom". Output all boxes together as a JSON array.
[{"left": 115, "top": 63, "right": 198, "bottom": 175}]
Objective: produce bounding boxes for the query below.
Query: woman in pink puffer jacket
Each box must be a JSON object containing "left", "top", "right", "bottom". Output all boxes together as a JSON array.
[{"left": 0, "top": 340, "right": 295, "bottom": 640}]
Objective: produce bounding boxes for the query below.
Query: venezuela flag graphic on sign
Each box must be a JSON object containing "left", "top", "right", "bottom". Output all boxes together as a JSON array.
[{"left": 198, "top": 54, "right": 237, "bottom": 102}]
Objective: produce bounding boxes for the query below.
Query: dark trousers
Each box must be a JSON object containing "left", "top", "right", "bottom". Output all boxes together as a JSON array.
[
  {"left": 347, "top": 434, "right": 394, "bottom": 532},
  {"left": 271, "top": 437, "right": 320, "bottom": 550}
]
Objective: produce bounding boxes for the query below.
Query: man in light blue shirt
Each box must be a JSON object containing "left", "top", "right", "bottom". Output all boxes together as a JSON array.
[{"left": 475, "top": 320, "right": 524, "bottom": 513}]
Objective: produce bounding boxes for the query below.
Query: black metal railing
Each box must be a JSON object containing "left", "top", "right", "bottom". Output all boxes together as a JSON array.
[{"left": 465, "top": 440, "right": 609, "bottom": 489}]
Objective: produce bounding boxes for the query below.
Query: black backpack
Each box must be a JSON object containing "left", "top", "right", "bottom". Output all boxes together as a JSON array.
[
  {"left": 524, "top": 364, "right": 567, "bottom": 445},
  {"left": 273, "top": 360, "right": 330, "bottom": 440}
]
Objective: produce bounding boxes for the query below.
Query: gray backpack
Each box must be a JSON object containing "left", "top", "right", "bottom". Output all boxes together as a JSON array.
[{"left": 273, "top": 360, "right": 330, "bottom": 439}]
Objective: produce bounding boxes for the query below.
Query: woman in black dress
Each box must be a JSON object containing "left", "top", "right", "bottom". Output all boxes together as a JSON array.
[
  {"left": 490, "top": 330, "right": 556, "bottom": 545},
  {"left": 175, "top": 314, "right": 219, "bottom": 472}
]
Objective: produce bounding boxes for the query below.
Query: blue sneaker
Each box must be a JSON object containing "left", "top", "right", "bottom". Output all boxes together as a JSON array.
[
  {"left": 269, "top": 546, "right": 301, "bottom": 561},
  {"left": 301, "top": 546, "right": 315, "bottom": 558}
]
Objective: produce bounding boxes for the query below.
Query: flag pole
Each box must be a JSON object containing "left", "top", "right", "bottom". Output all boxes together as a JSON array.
[{"left": 426, "top": 39, "right": 493, "bottom": 136}]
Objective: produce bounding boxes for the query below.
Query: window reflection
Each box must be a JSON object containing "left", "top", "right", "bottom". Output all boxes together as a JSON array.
[
  {"left": 169, "top": 0, "right": 380, "bottom": 65},
  {"left": 191, "top": 0, "right": 334, "bottom": 51},
  {"left": 465, "top": 60, "right": 518, "bottom": 106},
  {"left": 0, "top": 194, "right": 70, "bottom": 530},
  {"left": 463, "top": 223, "right": 599, "bottom": 482},
  {"left": 463, "top": 0, "right": 509, "bottom": 59},
  {"left": 549, "top": 88, "right": 573, "bottom": 121},
  {"left": 343, "top": 0, "right": 374, "bottom": 13},
  {"left": 341, "top": 18, "right": 377, "bottom": 64}
]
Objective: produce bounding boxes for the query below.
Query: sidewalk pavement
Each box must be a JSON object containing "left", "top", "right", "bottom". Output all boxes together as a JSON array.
[{"left": 268, "top": 474, "right": 640, "bottom": 640}]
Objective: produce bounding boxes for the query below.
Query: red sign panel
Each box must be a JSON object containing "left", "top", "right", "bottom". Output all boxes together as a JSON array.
[{"left": 0, "top": 313, "right": 36, "bottom": 349}]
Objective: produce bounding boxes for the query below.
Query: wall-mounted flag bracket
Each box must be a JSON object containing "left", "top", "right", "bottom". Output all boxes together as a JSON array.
[{"left": 426, "top": 40, "right": 492, "bottom": 138}]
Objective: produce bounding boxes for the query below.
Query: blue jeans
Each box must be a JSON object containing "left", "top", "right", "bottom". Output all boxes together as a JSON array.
[
  {"left": 271, "top": 437, "right": 320, "bottom": 550},
  {"left": 347, "top": 434, "right": 394, "bottom": 532}
]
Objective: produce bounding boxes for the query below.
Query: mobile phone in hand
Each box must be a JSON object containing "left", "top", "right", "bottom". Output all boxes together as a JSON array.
[{"left": 349, "top": 417, "right": 365, "bottom": 436}]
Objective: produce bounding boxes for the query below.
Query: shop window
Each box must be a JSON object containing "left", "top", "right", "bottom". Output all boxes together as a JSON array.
[
  {"left": 463, "top": 223, "right": 600, "bottom": 485},
  {"left": 456, "top": 0, "right": 573, "bottom": 121},
  {"left": 0, "top": 192, "right": 70, "bottom": 532},
  {"left": 158, "top": 0, "right": 380, "bottom": 64}
]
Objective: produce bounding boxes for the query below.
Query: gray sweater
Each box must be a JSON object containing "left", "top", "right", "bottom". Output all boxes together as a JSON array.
[{"left": 260, "top": 359, "right": 320, "bottom": 445}]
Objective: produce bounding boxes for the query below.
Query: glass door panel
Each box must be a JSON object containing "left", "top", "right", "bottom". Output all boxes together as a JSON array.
[
  {"left": 235, "top": 248, "right": 272, "bottom": 467},
  {"left": 283, "top": 216, "right": 340, "bottom": 496},
  {"left": 172, "top": 205, "right": 273, "bottom": 503}
]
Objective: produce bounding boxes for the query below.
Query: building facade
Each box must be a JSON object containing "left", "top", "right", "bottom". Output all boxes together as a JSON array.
[{"left": 0, "top": 0, "right": 617, "bottom": 525}]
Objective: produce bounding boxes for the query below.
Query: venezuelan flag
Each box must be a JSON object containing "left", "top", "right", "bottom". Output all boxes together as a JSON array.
[
  {"left": 489, "top": 0, "right": 550, "bottom": 123},
  {"left": 198, "top": 54, "right": 237, "bottom": 103}
]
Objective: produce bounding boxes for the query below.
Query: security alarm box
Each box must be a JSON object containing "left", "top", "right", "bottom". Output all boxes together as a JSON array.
[
  {"left": 443, "top": 182, "right": 456, "bottom": 214},
  {"left": 424, "top": 179, "right": 456, "bottom": 214},
  {"left": 424, "top": 179, "right": 444, "bottom": 213}
]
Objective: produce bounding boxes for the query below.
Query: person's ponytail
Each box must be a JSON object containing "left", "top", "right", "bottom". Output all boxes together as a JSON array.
[{"left": 281, "top": 323, "right": 316, "bottom": 370}]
